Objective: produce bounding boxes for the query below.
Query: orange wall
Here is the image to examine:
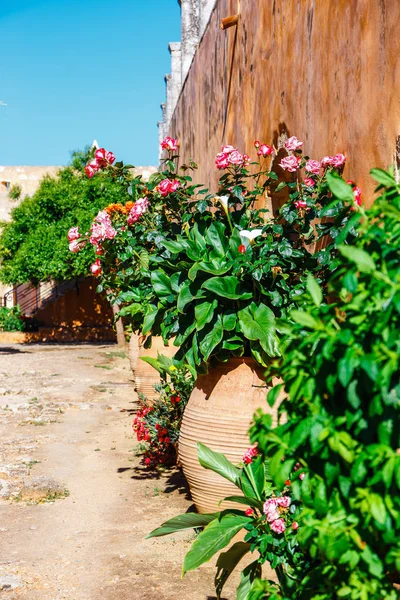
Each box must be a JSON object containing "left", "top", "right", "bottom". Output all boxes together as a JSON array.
[
  {"left": 35, "top": 279, "right": 113, "bottom": 329},
  {"left": 170, "top": 0, "right": 400, "bottom": 206}
]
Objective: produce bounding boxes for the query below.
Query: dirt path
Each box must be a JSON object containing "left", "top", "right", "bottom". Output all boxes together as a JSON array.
[{"left": 0, "top": 343, "right": 244, "bottom": 600}]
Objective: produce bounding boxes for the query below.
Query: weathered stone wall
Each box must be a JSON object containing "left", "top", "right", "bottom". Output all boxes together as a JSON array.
[{"left": 169, "top": 0, "right": 400, "bottom": 206}]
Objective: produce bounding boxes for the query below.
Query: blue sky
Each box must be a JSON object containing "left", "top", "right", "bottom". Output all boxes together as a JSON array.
[{"left": 0, "top": 0, "right": 180, "bottom": 166}]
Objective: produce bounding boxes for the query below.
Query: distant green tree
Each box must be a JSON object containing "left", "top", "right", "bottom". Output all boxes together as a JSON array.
[{"left": 0, "top": 147, "right": 131, "bottom": 285}]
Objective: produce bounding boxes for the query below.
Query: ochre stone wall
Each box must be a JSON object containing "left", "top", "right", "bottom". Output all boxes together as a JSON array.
[{"left": 170, "top": 0, "right": 400, "bottom": 207}]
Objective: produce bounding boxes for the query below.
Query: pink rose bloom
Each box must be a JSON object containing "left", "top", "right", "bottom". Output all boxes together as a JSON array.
[
  {"left": 221, "top": 145, "right": 235, "bottom": 154},
  {"left": 353, "top": 186, "right": 362, "bottom": 206},
  {"left": 90, "top": 258, "right": 102, "bottom": 277},
  {"left": 157, "top": 179, "right": 180, "bottom": 196},
  {"left": 243, "top": 447, "right": 258, "bottom": 464},
  {"left": 245, "top": 508, "right": 254, "bottom": 516},
  {"left": 294, "top": 200, "right": 308, "bottom": 210},
  {"left": 254, "top": 140, "right": 261, "bottom": 149},
  {"left": 305, "top": 160, "right": 321, "bottom": 175},
  {"left": 276, "top": 496, "right": 291, "bottom": 508},
  {"left": 161, "top": 136, "right": 179, "bottom": 152},
  {"left": 257, "top": 144, "right": 274, "bottom": 157},
  {"left": 263, "top": 498, "right": 280, "bottom": 523},
  {"left": 285, "top": 136, "right": 303, "bottom": 151},
  {"left": 299, "top": 473, "right": 305, "bottom": 481},
  {"left": 85, "top": 162, "right": 99, "bottom": 178},
  {"left": 242, "top": 154, "right": 250, "bottom": 166},
  {"left": 332, "top": 153, "right": 346, "bottom": 168},
  {"left": 105, "top": 150, "right": 115, "bottom": 165},
  {"left": 69, "top": 239, "right": 85, "bottom": 253},
  {"left": 95, "top": 246, "right": 104, "bottom": 255},
  {"left": 280, "top": 156, "right": 300, "bottom": 172},
  {"left": 292, "top": 522, "right": 299, "bottom": 531},
  {"left": 270, "top": 518, "right": 286, "bottom": 534},
  {"left": 228, "top": 150, "right": 245, "bottom": 166},
  {"left": 321, "top": 156, "right": 335, "bottom": 168},
  {"left": 303, "top": 178, "right": 316, "bottom": 187},
  {"left": 67, "top": 226, "right": 80, "bottom": 242},
  {"left": 95, "top": 148, "right": 115, "bottom": 166},
  {"left": 89, "top": 211, "right": 117, "bottom": 247},
  {"left": 215, "top": 152, "right": 230, "bottom": 169},
  {"left": 127, "top": 198, "right": 150, "bottom": 225}
]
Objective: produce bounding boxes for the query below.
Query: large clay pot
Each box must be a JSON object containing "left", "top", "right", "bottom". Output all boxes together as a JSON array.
[
  {"left": 136, "top": 337, "right": 176, "bottom": 402},
  {"left": 128, "top": 334, "right": 140, "bottom": 383},
  {"left": 179, "top": 357, "right": 281, "bottom": 514}
]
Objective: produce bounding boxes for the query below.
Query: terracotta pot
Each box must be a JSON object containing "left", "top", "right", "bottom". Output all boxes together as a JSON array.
[
  {"left": 136, "top": 337, "right": 176, "bottom": 402},
  {"left": 178, "top": 357, "right": 282, "bottom": 514},
  {"left": 128, "top": 334, "right": 140, "bottom": 383}
]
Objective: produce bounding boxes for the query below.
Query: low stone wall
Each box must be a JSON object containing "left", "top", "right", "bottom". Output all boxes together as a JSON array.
[{"left": 0, "top": 326, "right": 117, "bottom": 344}]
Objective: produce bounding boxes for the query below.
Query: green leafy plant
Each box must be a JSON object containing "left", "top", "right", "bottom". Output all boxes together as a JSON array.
[
  {"left": 251, "top": 169, "right": 400, "bottom": 599},
  {"left": 133, "top": 355, "right": 194, "bottom": 467},
  {"left": 148, "top": 443, "right": 306, "bottom": 599},
  {"left": 0, "top": 304, "right": 25, "bottom": 331}
]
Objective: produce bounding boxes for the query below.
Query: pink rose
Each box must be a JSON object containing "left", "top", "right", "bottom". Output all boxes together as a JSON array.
[
  {"left": 89, "top": 211, "right": 117, "bottom": 247},
  {"left": 157, "top": 179, "right": 180, "bottom": 196},
  {"left": 69, "top": 240, "right": 85, "bottom": 253},
  {"left": 257, "top": 144, "right": 274, "bottom": 157},
  {"left": 67, "top": 227, "right": 80, "bottom": 242},
  {"left": 161, "top": 136, "right": 179, "bottom": 152},
  {"left": 254, "top": 140, "right": 261, "bottom": 149},
  {"left": 263, "top": 498, "right": 280, "bottom": 523},
  {"left": 305, "top": 160, "right": 321, "bottom": 175},
  {"left": 243, "top": 447, "right": 258, "bottom": 464},
  {"left": 228, "top": 150, "right": 245, "bottom": 166},
  {"left": 270, "top": 518, "right": 286, "bottom": 534},
  {"left": 292, "top": 522, "right": 299, "bottom": 531},
  {"left": 347, "top": 180, "right": 362, "bottom": 208},
  {"left": 280, "top": 156, "right": 300, "bottom": 172},
  {"left": 215, "top": 152, "right": 230, "bottom": 169},
  {"left": 332, "top": 153, "right": 346, "bottom": 168},
  {"left": 85, "top": 162, "right": 99, "bottom": 178},
  {"left": 245, "top": 508, "right": 254, "bottom": 516},
  {"left": 276, "top": 496, "right": 291, "bottom": 508},
  {"left": 299, "top": 473, "right": 305, "bottom": 480},
  {"left": 321, "top": 156, "right": 335, "bottom": 168},
  {"left": 90, "top": 258, "right": 102, "bottom": 277},
  {"left": 303, "top": 178, "right": 316, "bottom": 187},
  {"left": 95, "top": 148, "right": 115, "bottom": 166},
  {"left": 221, "top": 145, "right": 235, "bottom": 154},
  {"left": 285, "top": 136, "right": 303, "bottom": 151},
  {"left": 127, "top": 197, "right": 150, "bottom": 225},
  {"left": 294, "top": 200, "right": 308, "bottom": 210}
]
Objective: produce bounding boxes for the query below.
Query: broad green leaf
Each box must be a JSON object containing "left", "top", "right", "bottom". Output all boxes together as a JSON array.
[
  {"left": 240, "top": 457, "right": 265, "bottom": 500},
  {"left": 202, "top": 276, "right": 253, "bottom": 300},
  {"left": 204, "top": 221, "right": 228, "bottom": 257},
  {"left": 199, "top": 315, "right": 224, "bottom": 360},
  {"left": 238, "top": 303, "right": 278, "bottom": 357},
  {"left": 222, "top": 496, "right": 263, "bottom": 510},
  {"left": 183, "top": 513, "right": 251, "bottom": 574},
  {"left": 197, "top": 442, "right": 241, "bottom": 485},
  {"left": 142, "top": 305, "right": 158, "bottom": 335},
  {"left": 290, "top": 310, "right": 320, "bottom": 329},
  {"left": 326, "top": 172, "right": 354, "bottom": 202},
  {"left": 139, "top": 356, "right": 162, "bottom": 373},
  {"left": 236, "top": 561, "right": 262, "bottom": 600},
  {"left": 306, "top": 274, "right": 322, "bottom": 307},
  {"left": 370, "top": 168, "right": 396, "bottom": 187},
  {"left": 338, "top": 245, "right": 376, "bottom": 273},
  {"left": 195, "top": 299, "right": 218, "bottom": 331},
  {"left": 151, "top": 270, "right": 173, "bottom": 297},
  {"left": 215, "top": 542, "right": 251, "bottom": 599},
  {"left": 267, "top": 383, "right": 284, "bottom": 408},
  {"left": 147, "top": 512, "right": 219, "bottom": 538},
  {"left": 177, "top": 282, "right": 205, "bottom": 313}
]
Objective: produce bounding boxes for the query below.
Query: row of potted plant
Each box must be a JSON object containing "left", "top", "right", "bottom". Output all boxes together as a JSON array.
[{"left": 148, "top": 171, "right": 400, "bottom": 599}]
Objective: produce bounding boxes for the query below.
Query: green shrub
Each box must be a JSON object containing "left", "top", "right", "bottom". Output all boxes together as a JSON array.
[{"left": 0, "top": 305, "right": 24, "bottom": 331}]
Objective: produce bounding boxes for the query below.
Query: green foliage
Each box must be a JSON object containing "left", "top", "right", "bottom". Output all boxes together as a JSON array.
[
  {"left": 251, "top": 172, "right": 400, "bottom": 599},
  {"left": 8, "top": 183, "right": 22, "bottom": 201},
  {"left": 0, "top": 305, "right": 24, "bottom": 331},
  {"left": 0, "top": 148, "right": 131, "bottom": 284},
  {"left": 149, "top": 443, "right": 305, "bottom": 599}
]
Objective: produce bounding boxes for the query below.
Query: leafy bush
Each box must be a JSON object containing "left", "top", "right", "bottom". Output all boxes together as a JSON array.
[
  {"left": 133, "top": 355, "right": 194, "bottom": 467},
  {"left": 0, "top": 305, "right": 24, "bottom": 331},
  {"left": 0, "top": 147, "right": 133, "bottom": 285},
  {"left": 251, "top": 169, "right": 400, "bottom": 599}
]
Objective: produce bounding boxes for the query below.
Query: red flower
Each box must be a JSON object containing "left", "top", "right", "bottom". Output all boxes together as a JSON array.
[
  {"left": 245, "top": 508, "right": 254, "bottom": 516},
  {"left": 238, "top": 244, "right": 246, "bottom": 253}
]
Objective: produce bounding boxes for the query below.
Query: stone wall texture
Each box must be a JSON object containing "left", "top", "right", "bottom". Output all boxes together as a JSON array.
[{"left": 169, "top": 0, "right": 400, "bottom": 206}]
